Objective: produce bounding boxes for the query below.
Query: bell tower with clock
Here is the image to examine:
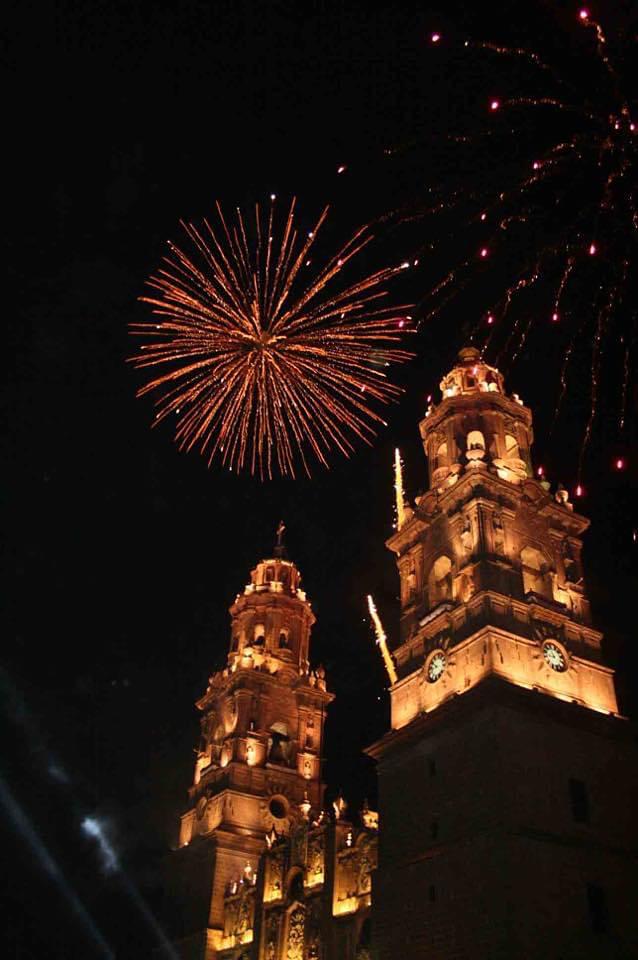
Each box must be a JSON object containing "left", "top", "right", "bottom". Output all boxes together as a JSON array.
[
  {"left": 368, "top": 348, "right": 638, "bottom": 960},
  {"left": 166, "top": 529, "right": 334, "bottom": 959}
]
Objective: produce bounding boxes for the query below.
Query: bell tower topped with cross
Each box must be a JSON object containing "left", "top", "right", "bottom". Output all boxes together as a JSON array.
[
  {"left": 367, "top": 348, "right": 637, "bottom": 960},
  {"left": 173, "top": 524, "right": 333, "bottom": 954},
  {"left": 383, "top": 346, "right": 617, "bottom": 727}
]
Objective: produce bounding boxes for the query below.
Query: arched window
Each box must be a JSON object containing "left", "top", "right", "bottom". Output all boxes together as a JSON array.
[
  {"left": 265, "top": 566, "right": 275, "bottom": 582},
  {"left": 254, "top": 624, "right": 265, "bottom": 645},
  {"left": 231, "top": 634, "right": 239, "bottom": 652},
  {"left": 268, "top": 723, "right": 290, "bottom": 765},
  {"left": 407, "top": 570, "right": 417, "bottom": 599},
  {"left": 429, "top": 555, "right": 453, "bottom": 606},
  {"left": 467, "top": 430, "right": 486, "bottom": 451},
  {"left": 520, "top": 546, "right": 547, "bottom": 596},
  {"left": 278, "top": 630, "right": 289, "bottom": 648},
  {"left": 287, "top": 869, "right": 305, "bottom": 904},
  {"left": 504, "top": 433, "right": 520, "bottom": 459},
  {"left": 434, "top": 441, "right": 448, "bottom": 469}
]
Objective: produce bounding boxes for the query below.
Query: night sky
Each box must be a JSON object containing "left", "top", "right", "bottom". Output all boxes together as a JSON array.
[{"left": 5, "top": 2, "right": 636, "bottom": 957}]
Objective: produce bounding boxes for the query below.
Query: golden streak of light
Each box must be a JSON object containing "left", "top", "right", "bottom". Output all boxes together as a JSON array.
[
  {"left": 394, "top": 447, "right": 406, "bottom": 529},
  {"left": 367, "top": 594, "right": 398, "bottom": 686}
]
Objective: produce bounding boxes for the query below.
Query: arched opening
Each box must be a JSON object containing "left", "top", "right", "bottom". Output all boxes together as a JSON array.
[
  {"left": 278, "top": 630, "right": 290, "bottom": 649},
  {"left": 467, "top": 429, "right": 486, "bottom": 451},
  {"left": 253, "top": 623, "right": 265, "bottom": 645},
  {"left": 407, "top": 570, "right": 417, "bottom": 599},
  {"left": 520, "top": 546, "right": 548, "bottom": 597},
  {"left": 504, "top": 433, "right": 520, "bottom": 459},
  {"left": 429, "top": 555, "right": 453, "bottom": 606},
  {"left": 268, "top": 723, "right": 291, "bottom": 765},
  {"left": 434, "top": 440, "right": 448, "bottom": 470},
  {"left": 287, "top": 868, "right": 305, "bottom": 904},
  {"left": 265, "top": 566, "right": 275, "bottom": 582}
]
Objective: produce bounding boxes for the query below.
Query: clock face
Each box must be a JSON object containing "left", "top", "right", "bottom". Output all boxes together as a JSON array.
[
  {"left": 427, "top": 651, "right": 447, "bottom": 683},
  {"left": 543, "top": 641, "right": 567, "bottom": 672}
]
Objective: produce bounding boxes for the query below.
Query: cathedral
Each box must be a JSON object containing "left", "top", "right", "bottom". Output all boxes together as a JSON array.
[{"left": 163, "top": 348, "right": 637, "bottom": 960}]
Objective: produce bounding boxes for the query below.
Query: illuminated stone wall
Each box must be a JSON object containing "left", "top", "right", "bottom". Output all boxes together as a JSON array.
[
  {"left": 168, "top": 547, "right": 333, "bottom": 955},
  {"left": 215, "top": 815, "right": 376, "bottom": 960},
  {"left": 371, "top": 682, "right": 638, "bottom": 959},
  {"left": 368, "top": 348, "right": 638, "bottom": 959}
]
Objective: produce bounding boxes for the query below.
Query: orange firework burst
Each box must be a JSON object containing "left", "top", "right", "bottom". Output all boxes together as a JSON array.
[{"left": 130, "top": 198, "right": 414, "bottom": 478}]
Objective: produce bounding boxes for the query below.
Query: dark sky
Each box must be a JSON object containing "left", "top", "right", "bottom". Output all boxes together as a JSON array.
[{"left": 5, "top": 1, "right": 636, "bottom": 957}]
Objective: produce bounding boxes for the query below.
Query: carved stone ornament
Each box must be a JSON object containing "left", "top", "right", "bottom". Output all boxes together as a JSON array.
[
  {"left": 305, "top": 833, "right": 324, "bottom": 886},
  {"left": 286, "top": 905, "right": 306, "bottom": 960}
]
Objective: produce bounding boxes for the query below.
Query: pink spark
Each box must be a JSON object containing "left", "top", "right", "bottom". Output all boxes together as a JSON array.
[
  {"left": 431, "top": 32, "right": 441, "bottom": 43},
  {"left": 579, "top": 9, "right": 589, "bottom": 21},
  {"left": 615, "top": 457, "right": 625, "bottom": 471},
  {"left": 480, "top": 247, "right": 489, "bottom": 258},
  {"left": 398, "top": 320, "right": 405, "bottom": 328},
  {"left": 427, "top": 394, "right": 432, "bottom": 403},
  {"left": 552, "top": 312, "right": 559, "bottom": 322},
  {"left": 487, "top": 313, "right": 494, "bottom": 325},
  {"left": 537, "top": 466, "right": 544, "bottom": 477},
  {"left": 337, "top": 165, "right": 347, "bottom": 174},
  {"left": 589, "top": 243, "right": 597, "bottom": 255},
  {"left": 490, "top": 99, "right": 500, "bottom": 111},
  {"left": 480, "top": 212, "right": 487, "bottom": 221},
  {"left": 575, "top": 484, "right": 584, "bottom": 497}
]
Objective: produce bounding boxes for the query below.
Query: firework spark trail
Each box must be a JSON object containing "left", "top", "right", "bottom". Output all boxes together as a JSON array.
[
  {"left": 367, "top": 594, "right": 398, "bottom": 686},
  {"left": 131, "top": 198, "right": 414, "bottom": 478},
  {"left": 388, "top": 10, "right": 637, "bottom": 481}
]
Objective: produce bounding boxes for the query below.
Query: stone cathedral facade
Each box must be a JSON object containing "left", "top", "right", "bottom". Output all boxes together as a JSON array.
[
  {"left": 165, "top": 348, "right": 637, "bottom": 960},
  {"left": 166, "top": 540, "right": 377, "bottom": 960}
]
